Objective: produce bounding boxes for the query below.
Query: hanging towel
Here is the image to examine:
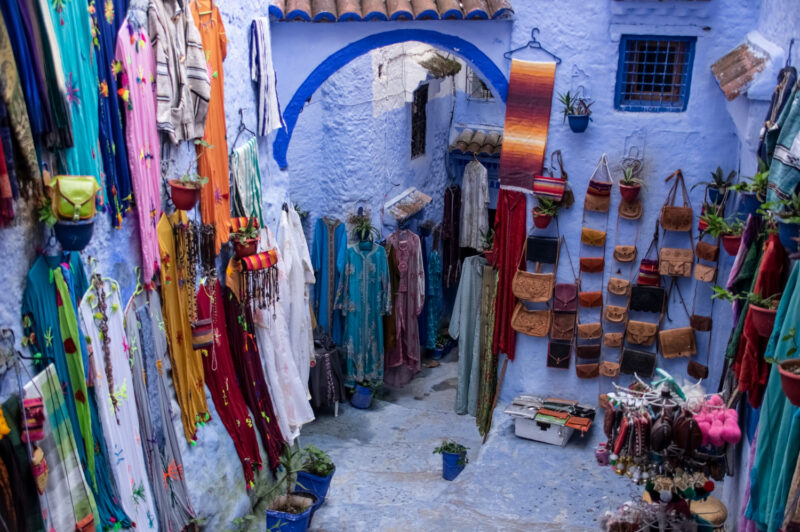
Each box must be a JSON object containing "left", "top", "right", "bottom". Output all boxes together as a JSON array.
[
  {"left": 250, "top": 18, "right": 285, "bottom": 136},
  {"left": 230, "top": 137, "right": 265, "bottom": 226},
  {"left": 498, "top": 60, "right": 556, "bottom": 193}
]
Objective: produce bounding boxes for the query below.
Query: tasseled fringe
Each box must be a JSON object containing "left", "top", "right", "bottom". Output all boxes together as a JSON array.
[{"left": 241, "top": 266, "right": 279, "bottom": 310}]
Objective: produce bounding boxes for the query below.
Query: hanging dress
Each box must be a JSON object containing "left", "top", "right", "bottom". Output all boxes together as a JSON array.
[
  {"left": 460, "top": 160, "right": 490, "bottom": 250},
  {"left": 312, "top": 217, "right": 347, "bottom": 345}
]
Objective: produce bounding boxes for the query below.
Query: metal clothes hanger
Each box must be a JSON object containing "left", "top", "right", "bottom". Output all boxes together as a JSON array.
[
  {"left": 503, "top": 28, "right": 562, "bottom": 64},
  {"left": 231, "top": 108, "right": 257, "bottom": 151}
]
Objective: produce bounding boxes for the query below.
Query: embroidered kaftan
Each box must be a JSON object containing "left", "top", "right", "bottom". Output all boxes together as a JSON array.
[
  {"left": 312, "top": 217, "right": 347, "bottom": 345},
  {"left": 335, "top": 242, "right": 392, "bottom": 386},
  {"left": 460, "top": 161, "right": 490, "bottom": 250}
]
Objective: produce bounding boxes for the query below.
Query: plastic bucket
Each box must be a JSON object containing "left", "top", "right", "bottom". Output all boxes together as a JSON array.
[
  {"left": 442, "top": 452, "right": 465, "bottom": 481},
  {"left": 295, "top": 469, "right": 334, "bottom": 509},
  {"left": 265, "top": 493, "right": 316, "bottom": 532},
  {"left": 350, "top": 384, "right": 372, "bottom": 409}
]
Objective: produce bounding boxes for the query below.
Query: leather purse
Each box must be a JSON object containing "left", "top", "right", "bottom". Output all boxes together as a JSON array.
[
  {"left": 550, "top": 312, "right": 576, "bottom": 340},
  {"left": 599, "top": 360, "right": 620, "bottom": 378},
  {"left": 637, "top": 258, "right": 660, "bottom": 286},
  {"left": 613, "top": 245, "right": 637, "bottom": 263},
  {"left": 603, "top": 332, "right": 623, "bottom": 348},
  {"left": 584, "top": 154, "right": 612, "bottom": 213},
  {"left": 672, "top": 410, "right": 703, "bottom": 453},
  {"left": 575, "top": 343, "right": 601, "bottom": 360},
  {"left": 578, "top": 291, "right": 603, "bottom": 308},
  {"left": 690, "top": 314, "right": 712, "bottom": 332},
  {"left": 512, "top": 270, "right": 554, "bottom": 303},
  {"left": 607, "top": 277, "right": 630, "bottom": 296},
  {"left": 658, "top": 326, "right": 697, "bottom": 358},
  {"left": 630, "top": 285, "right": 665, "bottom": 313},
  {"left": 511, "top": 303, "right": 551, "bottom": 337},
  {"left": 604, "top": 305, "right": 627, "bottom": 324},
  {"left": 620, "top": 348, "right": 657, "bottom": 377},
  {"left": 581, "top": 227, "right": 607, "bottom": 247},
  {"left": 547, "top": 340, "right": 572, "bottom": 369},
  {"left": 660, "top": 170, "right": 693, "bottom": 232},
  {"left": 658, "top": 248, "right": 694, "bottom": 277},
  {"left": 527, "top": 236, "right": 559, "bottom": 264},
  {"left": 575, "top": 363, "right": 600, "bottom": 379},
  {"left": 618, "top": 199, "right": 643, "bottom": 220},
  {"left": 687, "top": 359, "right": 709, "bottom": 379},
  {"left": 50, "top": 175, "right": 100, "bottom": 221},
  {"left": 580, "top": 257, "right": 604, "bottom": 273},
  {"left": 577, "top": 322, "right": 602, "bottom": 340},
  {"left": 696, "top": 241, "right": 719, "bottom": 262},
  {"left": 533, "top": 174, "right": 567, "bottom": 201},
  {"left": 693, "top": 263, "right": 716, "bottom": 282},
  {"left": 626, "top": 320, "right": 659, "bottom": 346},
  {"left": 553, "top": 283, "right": 578, "bottom": 312}
]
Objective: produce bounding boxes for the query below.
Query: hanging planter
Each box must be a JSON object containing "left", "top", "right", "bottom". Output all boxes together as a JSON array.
[
  {"left": 567, "top": 115, "right": 590, "bottom": 133},
  {"left": 558, "top": 90, "right": 593, "bottom": 133},
  {"left": 53, "top": 219, "right": 95, "bottom": 251},
  {"left": 747, "top": 305, "right": 778, "bottom": 338},
  {"left": 169, "top": 179, "right": 203, "bottom": 211},
  {"left": 532, "top": 198, "right": 559, "bottom": 230},
  {"left": 532, "top": 210, "right": 552, "bottom": 229},
  {"left": 778, "top": 359, "right": 800, "bottom": 407},
  {"left": 721, "top": 234, "right": 742, "bottom": 256},
  {"left": 233, "top": 238, "right": 259, "bottom": 258},
  {"left": 707, "top": 187, "right": 723, "bottom": 206},
  {"left": 350, "top": 383, "right": 373, "bottom": 409},
  {"left": 231, "top": 215, "right": 260, "bottom": 258},
  {"left": 737, "top": 192, "right": 762, "bottom": 219},
  {"left": 619, "top": 183, "right": 641, "bottom": 202},
  {"left": 777, "top": 220, "right": 800, "bottom": 254}
]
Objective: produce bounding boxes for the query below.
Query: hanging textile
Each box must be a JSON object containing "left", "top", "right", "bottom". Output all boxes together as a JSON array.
[
  {"left": 783, "top": 451, "right": 800, "bottom": 529},
  {"left": 384, "top": 229, "right": 425, "bottom": 387},
  {"left": 758, "top": 66, "right": 797, "bottom": 163},
  {"left": 312, "top": 217, "right": 347, "bottom": 345},
  {"left": 157, "top": 212, "right": 210, "bottom": 443},
  {"left": 490, "top": 189, "right": 527, "bottom": 360},
  {"left": 310, "top": 326, "right": 347, "bottom": 410},
  {"left": 335, "top": 241, "right": 392, "bottom": 387},
  {"left": 93, "top": 0, "right": 131, "bottom": 226},
  {"left": 425, "top": 246, "right": 443, "bottom": 350},
  {"left": 497, "top": 60, "right": 556, "bottom": 193},
  {"left": 115, "top": 19, "right": 162, "bottom": 283},
  {"left": 196, "top": 280, "right": 263, "bottom": 487},
  {"left": 231, "top": 137, "right": 264, "bottom": 226},
  {"left": 249, "top": 18, "right": 284, "bottom": 136},
  {"left": 0, "top": 134, "right": 13, "bottom": 225},
  {"left": 766, "top": 85, "right": 800, "bottom": 203},
  {"left": 383, "top": 243, "right": 399, "bottom": 352},
  {"left": 460, "top": 160, "right": 490, "bottom": 250},
  {"left": 0, "top": 100, "right": 20, "bottom": 200},
  {"left": 442, "top": 185, "right": 461, "bottom": 288},
  {"left": 476, "top": 266, "right": 499, "bottom": 435}
]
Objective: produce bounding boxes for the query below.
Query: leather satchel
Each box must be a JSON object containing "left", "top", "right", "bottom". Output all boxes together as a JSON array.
[
  {"left": 603, "top": 332, "right": 623, "bottom": 348},
  {"left": 581, "top": 227, "right": 607, "bottom": 247},
  {"left": 690, "top": 314, "right": 712, "bottom": 332},
  {"left": 618, "top": 199, "right": 643, "bottom": 221},
  {"left": 620, "top": 348, "right": 657, "bottom": 378},
  {"left": 577, "top": 322, "right": 602, "bottom": 340},
  {"left": 580, "top": 257, "right": 605, "bottom": 273},
  {"left": 604, "top": 305, "right": 627, "bottom": 324},
  {"left": 550, "top": 312, "right": 576, "bottom": 340},
  {"left": 527, "top": 236, "right": 559, "bottom": 264},
  {"left": 693, "top": 263, "right": 716, "bottom": 283},
  {"left": 660, "top": 170, "right": 693, "bottom": 232},
  {"left": 607, "top": 277, "right": 630, "bottom": 296},
  {"left": 658, "top": 248, "right": 694, "bottom": 277},
  {"left": 50, "top": 175, "right": 100, "bottom": 221},
  {"left": 626, "top": 320, "right": 659, "bottom": 346},
  {"left": 553, "top": 283, "right": 578, "bottom": 312},
  {"left": 687, "top": 359, "right": 709, "bottom": 380},
  {"left": 630, "top": 285, "right": 665, "bottom": 313},
  {"left": 547, "top": 340, "right": 572, "bottom": 369},
  {"left": 511, "top": 303, "right": 551, "bottom": 337},
  {"left": 578, "top": 291, "right": 603, "bottom": 308},
  {"left": 613, "top": 245, "right": 637, "bottom": 263},
  {"left": 585, "top": 155, "right": 613, "bottom": 214},
  {"left": 599, "top": 360, "right": 620, "bottom": 378},
  {"left": 575, "top": 343, "right": 601, "bottom": 360},
  {"left": 512, "top": 270, "right": 554, "bottom": 303},
  {"left": 658, "top": 326, "right": 697, "bottom": 358},
  {"left": 696, "top": 241, "right": 719, "bottom": 262},
  {"left": 575, "top": 363, "right": 600, "bottom": 379}
]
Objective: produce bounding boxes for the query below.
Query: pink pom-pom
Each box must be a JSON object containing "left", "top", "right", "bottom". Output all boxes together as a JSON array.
[
  {"left": 707, "top": 395, "right": 724, "bottom": 406},
  {"left": 721, "top": 420, "right": 742, "bottom": 444},
  {"left": 709, "top": 421, "right": 725, "bottom": 447}
]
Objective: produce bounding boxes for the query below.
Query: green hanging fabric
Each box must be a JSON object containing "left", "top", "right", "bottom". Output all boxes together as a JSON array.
[{"left": 230, "top": 137, "right": 264, "bottom": 227}]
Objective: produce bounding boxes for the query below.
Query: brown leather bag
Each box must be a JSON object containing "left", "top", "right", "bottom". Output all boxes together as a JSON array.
[
  {"left": 575, "top": 363, "right": 599, "bottom": 379},
  {"left": 553, "top": 283, "right": 578, "bottom": 312},
  {"left": 512, "top": 239, "right": 556, "bottom": 302},
  {"left": 550, "top": 312, "right": 576, "bottom": 340},
  {"left": 690, "top": 314, "right": 712, "bottom": 332},
  {"left": 604, "top": 305, "right": 627, "bottom": 324},
  {"left": 613, "top": 245, "right": 637, "bottom": 263},
  {"left": 603, "top": 332, "right": 623, "bottom": 348},
  {"left": 687, "top": 359, "right": 709, "bottom": 379},
  {"left": 581, "top": 227, "right": 606, "bottom": 247},
  {"left": 659, "top": 327, "right": 697, "bottom": 358},
  {"left": 696, "top": 241, "right": 719, "bottom": 262},
  {"left": 660, "top": 170, "right": 693, "bottom": 232},
  {"left": 511, "top": 303, "right": 551, "bottom": 337},
  {"left": 577, "top": 322, "right": 602, "bottom": 340},
  {"left": 693, "top": 263, "right": 716, "bottom": 283},
  {"left": 599, "top": 360, "right": 620, "bottom": 378},
  {"left": 658, "top": 248, "right": 694, "bottom": 277},
  {"left": 626, "top": 320, "right": 659, "bottom": 346},
  {"left": 576, "top": 343, "right": 601, "bottom": 360},
  {"left": 580, "top": 257, "right": 604, "bottom": 273},
  {"left": 578, "top": 291, "right": 603, "bottom": 308},
  {"left": 618, "top": 199, "right": 643, "bottom": 220},
  {"left": 607, "top": 277, "right": 630, "bottom": 296}
]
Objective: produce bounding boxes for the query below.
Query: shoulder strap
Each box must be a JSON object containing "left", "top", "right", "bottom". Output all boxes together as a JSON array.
[
  {"left": 664, "top": 170, "right": 690, "bottom": 208},
  {"left": 589, "top": 153, "right": 613, "bottom": 184}
]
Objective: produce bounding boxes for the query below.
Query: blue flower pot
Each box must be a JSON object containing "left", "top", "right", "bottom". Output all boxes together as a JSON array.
[
  {"left": 778, "top": 220, "right": 800, "bottom": 254},
  {"left": 295, "top": 469, "right": 334, "bottom": 512},
  {"left": 265, "top": 492, "right": 316, "bottom": 532},
  {"left": 442, "top": 452, "right": 466, "bottom": 481},
  {"left": 350, "top": 384, "right": 372, "bottom": 409},
  {"left": 567, "top": 115, "right": 590, "bottom": 133},
  {"left": 53, "top": 219, "right": 95, "bottom": 251},
  {"left": 431, "top": 347, "right": 445, "bottom": 360},
  {"left": 707, "top": 187, "right": 722, "bottom": 206},
  {"left": 737, "top": 192, "right": 762, "bottom": 219}
]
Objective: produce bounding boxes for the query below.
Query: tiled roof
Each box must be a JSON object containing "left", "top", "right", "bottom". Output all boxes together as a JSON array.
[
  {"left": 270, "top": 0, "right": 513, "bottom": 22},
  {"left": 711, "top": 42, "right": 768, "bottom": 101},
  {"left": 450, "top": 128, "right": 502, "bottom": 157}
]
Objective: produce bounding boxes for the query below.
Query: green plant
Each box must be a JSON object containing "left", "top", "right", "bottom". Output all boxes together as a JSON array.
[
  {"left": 433, "top": 440, "right": 469, "bottom": 466},
  {"left": 294, "top": 204, "right": 309, "bottom": 219},
  {"left": 480, "top": 227, "right": 494, "bottom": 251},
  {"left": 262, "top": 446, "right": 310, "bottom": 515},
  {"left": 178, "top": 139, "right": 213, "bottom": 189},
  {"left": 347, "top": 210, "right": 379, "bottom": 242},
  {"left": 233, "top": 215, "right": 259, "bottom": 244},
  {"left": 700, "top": 212, "right": 744, "bottom": 238},
  {"left": 692, "top": 166, "right": 737, "bottom": 193},
  {"left": 769, "top": 192, "right": 800, "bottom": 224},
  {"left": 557, "top": 91, "right": 593, "bottom": 122},
  {"left": 731, "top": 158, "right": 769, "bottom": 198},
  {"left": 533, "top": 197, "right": 559, "bottom": 217},
  {"left": 301, "top": 445, "right": 335, "bottom": 478},
  {"left": 711, "top": 286, "right": 779, "bottom": 309},
  {"left": 620, "top": 166, "right": 644, "bottom": 187},
  {"left": 229, "top": 515, "right": 256, "bottom": 532},
  {"left": 38, "top": 196, "right": 57, "bottom": 227}
]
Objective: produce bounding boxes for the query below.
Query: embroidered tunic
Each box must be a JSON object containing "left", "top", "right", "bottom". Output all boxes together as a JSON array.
[
  {"left": 312, "top": 217, "right": 347, "bottom": 345},
  {"left": 460, "top": 160, "right": 490, "bottom": 250}
]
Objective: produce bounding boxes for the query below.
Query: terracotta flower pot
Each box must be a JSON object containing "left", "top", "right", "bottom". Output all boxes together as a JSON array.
[
  {"left": 233, "top": 238, "right": 259, "bottom": 258},
  {"left": 747, "top": 305, "right": 777, "bottom": 338},
  {"left": 532, "top": 211, "right": 552, "bottom": 229},
  {"left": 169, "top": 180, "right": 202, "bottom": 211},
  {"left": 721, "top": 234, "right": 742, "bottom": 256},
  {"left": 778, "top": 359, "right": 800, "bottom": 407},
  {"left": 619, "top": 183, "right": 641, "bottom": 202}
]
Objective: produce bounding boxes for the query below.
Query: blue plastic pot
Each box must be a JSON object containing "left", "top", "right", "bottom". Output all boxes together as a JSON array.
[
  {"left": 442, "top": 452, "right": 466, "bottom": 481},
  {"left": 778, "top": 220, "right": 800, "bottom": 254},
  {"left": 53, "top": 219, "right": 95, "bottom": 251},
  {"left": 707, "top": 187, "right": 722, "bottom": 206},
  {"left": 737, "top": 192, "right": 763, "bottom": 219},
  {"left": 567, "top": 115, "right": 590, "bottom": 133},
  {"left": 350, "top": 384, "right": 372, "bottom": 409},
  {"left": 431, "top": 347, "right": 445, "bottom": 360},
  {"left": 295, "top": 469, "right": 334, "bottom": 511},
  {"left": 266, "top": 493, "right": 316, "bottom": 532}
]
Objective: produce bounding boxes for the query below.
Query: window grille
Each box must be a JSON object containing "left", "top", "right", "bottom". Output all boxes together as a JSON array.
[{"left": 468, "top": 69, "right": 493, "bottom": 100}]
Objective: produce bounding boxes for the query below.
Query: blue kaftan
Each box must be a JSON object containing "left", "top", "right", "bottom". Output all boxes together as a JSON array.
[{"left": 312, "top": 217, "right": 347, "bottom": 345}]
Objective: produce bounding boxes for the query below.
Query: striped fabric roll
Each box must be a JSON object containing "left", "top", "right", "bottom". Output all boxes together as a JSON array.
[
  {"left": 191, "top": 318, "right": 214, "bottom": 350},
  {"left": 533, "top": 174, "right": 566, "bottom": 200},
  {"left": 229, "top": 216, "right": 261, "bottom": 233},
  {"left": 230, "top": 137, "right": 265, "bottom": 227},
  {"left": 241, "top": 249, "right": 279, "bottom": 271}
]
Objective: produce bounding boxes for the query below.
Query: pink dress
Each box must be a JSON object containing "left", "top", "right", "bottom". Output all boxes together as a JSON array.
[
  {"left": 384, "top": 230, "right": 425, "bottom": 387},
  {"left": 115, "top": 21, "right": 161, "bottom": 284}
]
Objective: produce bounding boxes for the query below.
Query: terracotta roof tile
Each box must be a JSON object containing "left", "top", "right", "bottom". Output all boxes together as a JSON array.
[
  {"left": 451, "top": 128, "right": 502, "bottom": 157},
  {"left": 271, "top": 0, "right": 513, "bottom": 21},
  {"left": 312, "top": 0, "right": 337, "bottom": 21},
  {"left": 711, "top": 42, "right": 768, "bottom": 101},
  {"left": 362, "top": 0, "right": 389, "bottom": 19},
  {"left": 337, "top": 0, "right": 363, "bottom": 20}
]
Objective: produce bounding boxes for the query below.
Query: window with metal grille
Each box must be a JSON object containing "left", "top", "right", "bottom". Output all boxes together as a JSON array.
[
  {"left": 411, "top": 84, "right": 428, "bottom": 158},
  {"left": 467, "top": 68, "right": 494, "bottom": 100},
  {"left": 615, "top": 35, "right": 696, "bottom": 112}
]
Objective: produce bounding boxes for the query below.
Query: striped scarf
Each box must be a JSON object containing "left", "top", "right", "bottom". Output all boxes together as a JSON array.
[
  {"left": 230, "top": 137, "right": 264, "bottom": 227},
  {"left": 249, "top": 18, "right": 284, "bottom": 137}
]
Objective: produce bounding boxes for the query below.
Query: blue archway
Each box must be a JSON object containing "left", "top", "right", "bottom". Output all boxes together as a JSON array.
[{"left": 273, "top": 29, "right": 509, "bottom": 169}]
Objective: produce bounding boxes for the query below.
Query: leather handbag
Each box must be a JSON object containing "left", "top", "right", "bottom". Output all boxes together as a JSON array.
[
  {"left": 626, "top": 320, "right": 659, "bottom": 346},
  {"left": 658, "top": 248, "right": 694, "bottom": 277},
  {"left": 696, "top": 241, "right": 719, "bottom": 262},
  {"left": 581, "top": 227, "right": 607, "bottom": 247},
  {"left": 630, "top": 285, "right": 665, "bottom": 313},
  {"left": 527, "top": 236, "right": 559, "bottom": 264},
  {"left": 512, "top": 238, "right": 557, "bottom": 302},
  {"left": 580, "top": 257, "right": 604, "bottom": 273},
  {"left": 687, "top": 359, "right": 709, "bottom": 380},
  {"left": 672, "top": 410, "right": 703, "bottom": 453},
  {"left": 575, "top": 363, "right": 600, "bottom": 379},
  {"left": 50, "top": 175, "right": 100, "bottom": 221},
  {"left": 620, "top": 348, "right": 657, "bottom": 377},
  {"left": 690, "top": 314, "right": 712, "bottom": 332},
  {"left": 693, "top": 263, "right": 716, "bottom": 282},
  {"left": 613, "top": 245, "right": 637, "bottom": 263},
  {"left": 578, "top": 291, "right": 603, "bottom": 308},
  {"left": 576, "top": 343, "right": 601, "bottom": 360},
  {"left": 534, "top": 150, "right": 568, "bottom": 201},
  {"left": 604, "top": 305, "right": 627, "bottom": 324},
  {"left": 547, "top": 340, "right": 572, "bottom": 369},
  {"left": 599, "top": 360, "right": 620, "bottom": 378},
  {"left": 603, "top": 332, "right": 623, "bottom": 348},
  {"left": 577, "top": 322, "right": 602, "bottom": 340},
  {"left": 607, "top": 277, "right": 630, "bottom": 296},
  {"left": 658, "top": 326, "right": 697, "bottom": 358},
  {"left": 511, "top": 303, "right": 551, "bottom": 337},
  {"left": 550, "top": 312, "right": 576, "bottom": 340},
  {"left": 660, "top": 170, "right": 693, "bottom": 232},
  {"left": 618, "top": 199, "right": 643, "bottom": 221},
  {"left": 637, "top": 258, "right": 660, "bottom": 286},
  {"left": 584, "top": 154, "right": 613, "bottom": 213},
  {"left": 553, "top": 283, "right": 578, "bottom": 312}
]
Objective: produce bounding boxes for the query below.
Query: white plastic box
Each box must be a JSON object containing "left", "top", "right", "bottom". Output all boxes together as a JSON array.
[{"left": 504, "top": 397, "right": 575, "bottom": 447}]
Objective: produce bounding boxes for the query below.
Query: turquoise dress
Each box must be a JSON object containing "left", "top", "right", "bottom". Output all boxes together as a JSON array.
[
  {"left": 745, "top": 261, "right": 800, "bottom": 531},
  {"left": 312, "top": 217, "right": 347, "bottom": 345},
  {"left": 335, "top": 241, "right": 392, "bottom": 386}
]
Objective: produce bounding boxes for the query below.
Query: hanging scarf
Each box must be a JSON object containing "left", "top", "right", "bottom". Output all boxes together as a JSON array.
[
  {"left": 249, "top": 18, "right": 284, "bottom": 137},
  {"left": 230, "top": 137, "right": 264, "bottom": 227},
  {"left": 0, "top": 134, "right": 13, "bottom": 226}
]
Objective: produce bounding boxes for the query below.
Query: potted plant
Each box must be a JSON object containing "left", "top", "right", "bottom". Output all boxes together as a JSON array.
[
  {"left": 432, "top": 331, "right": 454, "bottom": 360},
  {"left": 347, "top": 210, "right": 379, "bottom": 244},
  {"left": 731, "top": 159, "right": 768, "bottom": 219},
  {"left": 745, "top": 292, "right": 780, "bottom": 338},
  {"left": 619, "top": 166, "right": 644, "bottom": 202},
  {"left": 692, "top": 167, "right": 736, "bottom": 206},
  {"left": 558, "top": 90, "right": 593, "bottom": 133},
  {"left": 433, "top": 440, "right": 468, "bottom": 481},
  {"left": 700, "top": 212, "right": 744, "bottom": 255},
  {"left": 777, "top": 327, "right": 800, "bottom": 407},
  {"left": 295, "top": 445, "right": 335, "bottom": 513},
  {"left": 169, "top": 140, "right": 211, "bottom": 211},
  {"left": 350, "top": 381, "right": 376, "bottom": 409},
  {"left": 773, "top": 192, "right": 800, "bottom": 254},
  {"left": 264, "top": 447, "right": 317, "bottom": 532},
  {"left": 532, "top": 197, "right": 559, "bottom": 229},
  {"left": 231, "top": 215, "right": 260, "bottom": 258}
]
